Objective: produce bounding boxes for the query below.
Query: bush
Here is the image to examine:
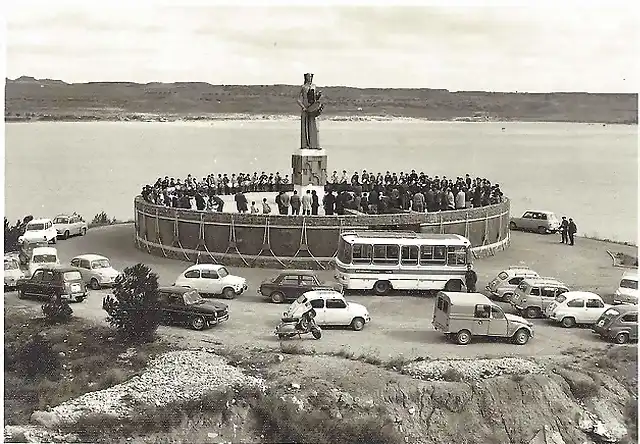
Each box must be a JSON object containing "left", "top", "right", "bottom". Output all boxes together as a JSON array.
[
  {"left": 442, "top": 368, "right": 464, "bottom": 382},
  {"left": 17, "top": 335, "right": 61, "bottom": 379},
  {"left": 4, "top": 215, "right": 32, "bottom": 252},
  {"left": 102, "top": 263, "right": 161, "bottom": 342},
  {"left": 91, "top": 212, "right": 118, "bottom": 227}
]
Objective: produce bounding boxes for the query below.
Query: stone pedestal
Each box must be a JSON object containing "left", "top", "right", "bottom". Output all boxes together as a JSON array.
[{"left": 292, "top": 149, "right": 327, "bottom": 215}]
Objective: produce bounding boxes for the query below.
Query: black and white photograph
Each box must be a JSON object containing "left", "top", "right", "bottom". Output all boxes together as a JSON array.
[{"left": 3, "top": 1, "right": 638, "bottom": 443}]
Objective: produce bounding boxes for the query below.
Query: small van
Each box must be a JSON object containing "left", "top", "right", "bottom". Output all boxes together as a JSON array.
[
  {"left": 613, "top": 270, "right": 638, "bottom": 305},
  {"left": 510, "top": 277, "right": 569, "bottom": 319},
  {"left": 593, "top": 305, "right": 638, "bottom": 344},
  {"left": 486, "top": 266, "right": 539, "bottom": 302},
  {"left": 432, "top": 291, "right": 534, "bottom": 345}
]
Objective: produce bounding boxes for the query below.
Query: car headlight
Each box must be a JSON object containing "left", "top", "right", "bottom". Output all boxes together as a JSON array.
[{"left": 521, "top": 298, "right": 527, "bottom": 304}]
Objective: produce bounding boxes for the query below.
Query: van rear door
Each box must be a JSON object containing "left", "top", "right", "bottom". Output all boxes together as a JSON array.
[{"left": 433, "top": 294, "right": 450, "bottom": 331}]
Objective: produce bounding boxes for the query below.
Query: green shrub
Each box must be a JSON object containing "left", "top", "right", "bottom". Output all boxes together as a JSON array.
[
  {"left": 17, "top": 335, "right": 61, "bottom": 379},
  {"left": 90, "top": 212, "right": 117, "bottom": 227},
  {"left": 102, "top": 263, "right": 161, "bottom": 342},
  {"left": 4, "top": 215, "right": 32, "bottom": 252},
  {"left": 442, "top": 368, "right": 464, "bottom": 382}
]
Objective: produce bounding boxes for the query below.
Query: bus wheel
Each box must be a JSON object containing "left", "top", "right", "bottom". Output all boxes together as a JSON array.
[
  {"left": 373, "top": 280, "right": 391, "bottom": 296},
  {"left": 444, "top": 280, "right": 463, "bottom": 292}
]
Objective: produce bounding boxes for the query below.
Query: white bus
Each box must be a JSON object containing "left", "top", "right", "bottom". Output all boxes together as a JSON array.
[{"left": 334, "top": 231, "right": 472, "bottom": 295}]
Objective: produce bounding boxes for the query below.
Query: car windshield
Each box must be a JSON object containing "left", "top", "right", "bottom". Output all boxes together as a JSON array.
[
  {"left": 4, "top": 260, "right": 19, "bottom": 270},
  {"left": 63, "top": 271, "right": 82, "bottom": 281},
  {"left": 32, "top": 254, "right": 57, "bottom": 263},
  {"left": 91, "top": 259, "right": 111, "bottom": 269},
  {"left": 498, "top": 272, "right": 509, "bottom": 280},
  {"left": 620, "top": 279, "right": 638, "bottom": 290},
  {"left": 27, "top": 223, "right": 45, "bottom": 231},
  {"left": 218, "top": 267, "right": 229, "bottom": 278},
  {"left": 555, "top": 294, "right": 567, "bottom": 303},
  {"left": 54, "top": 217, "right": 68, "bottom": 224},
  {"left": 184, "top": 290, "right": 205, "bottom": 305}
]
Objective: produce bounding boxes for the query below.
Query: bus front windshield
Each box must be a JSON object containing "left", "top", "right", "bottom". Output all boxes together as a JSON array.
[{"left": 336, "top": 239, "right": 352, "bottom": 264}]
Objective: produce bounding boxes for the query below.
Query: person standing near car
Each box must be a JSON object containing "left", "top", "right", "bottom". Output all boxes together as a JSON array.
[
  {"left": 465, "top": 264, "right": 478, "bottom": 293},
  {"left": 560, "top": 216, "right": 569, "bottom": 244},
  {"left": 568, "top": 218, "right": 577, "bottom": 246}
]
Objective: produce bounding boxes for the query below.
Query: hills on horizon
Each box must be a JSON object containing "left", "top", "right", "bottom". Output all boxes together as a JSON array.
[{"left": 5, "top": 76, "right": 638, "bottom": 124}]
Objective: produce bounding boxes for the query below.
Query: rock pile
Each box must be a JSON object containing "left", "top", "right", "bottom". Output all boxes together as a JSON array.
[
  {"left": 31, "top": 350, "right": 266, "bottom": 429},
  {"left": 402, "top": 357, "right": 544, "bottom": 381}
]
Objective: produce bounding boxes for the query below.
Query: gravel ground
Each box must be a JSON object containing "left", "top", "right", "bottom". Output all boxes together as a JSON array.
[
  {"left": 402, "top": 356, "right": 545, "bottom": 381},
  {"left": 30, "top": 350, "right": 266, "bottom": 428}
]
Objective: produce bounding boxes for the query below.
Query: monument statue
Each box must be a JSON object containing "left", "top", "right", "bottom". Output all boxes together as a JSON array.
[{"left": 297, "top": 73, "right": 324, "bottom": 150}]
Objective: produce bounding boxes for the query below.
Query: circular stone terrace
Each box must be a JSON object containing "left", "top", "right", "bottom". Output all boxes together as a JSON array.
[{"left": 134, "top": 192, "right": 510, "bottom": 269}]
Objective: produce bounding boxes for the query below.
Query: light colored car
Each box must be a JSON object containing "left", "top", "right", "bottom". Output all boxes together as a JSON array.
[
  {"left": 509, "top": 211, "right": 560, "bottom": 234},
  {"left": 4, "top": 256, "right": 25, "bottom": 289},
  {"left": 54, "top": 214, "right": 88, "bottom": 239},
  {"left": 486, "top": 266, "right": 539, "bottom": 302},
  {"left": 70, "top": 254, "right": 120, "bottom": 289},
  {"left": 546, "top": 291, "right": 611, "bottom": 328},
  {"left": 28, "top": 247, "right": 60, "bottom": 277},
  {"left": 613, "top": 270, "right": 638, "bottom": 305},
  {"left": 289, "top": 290, "right": 371, "bottom": 331},
  {"left": 174, "top": 264, "right": 248, "bottom": 299},
  {"left": 510, "top": 277, "right": 569, "bottom": 319},
  {"left": 18, "top": 218, "right": 58, "bottom": 244}
]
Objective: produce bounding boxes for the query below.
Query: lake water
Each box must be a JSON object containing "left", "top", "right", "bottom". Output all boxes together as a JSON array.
[{"left": 4, "top": 120, "right": 638, "bottom": 243}]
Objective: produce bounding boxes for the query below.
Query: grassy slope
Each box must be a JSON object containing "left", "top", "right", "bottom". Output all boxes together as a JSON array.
[{"left": 5, "top": 77, "right": 639, "bottom": 124}]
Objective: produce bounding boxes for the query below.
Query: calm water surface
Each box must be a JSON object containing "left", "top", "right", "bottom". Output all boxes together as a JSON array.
[{"left": 4, "top": 120, "right": 638, "bottom": 243}]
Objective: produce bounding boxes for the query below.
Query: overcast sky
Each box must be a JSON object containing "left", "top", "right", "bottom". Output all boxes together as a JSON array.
[{"left": 5, "top": 1, "right": 639, "bottom": 92}]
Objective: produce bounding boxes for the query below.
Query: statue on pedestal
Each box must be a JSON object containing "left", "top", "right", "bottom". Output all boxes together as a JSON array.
[{"left": 297, "top": 73, "right": 324, "bottom": 150}]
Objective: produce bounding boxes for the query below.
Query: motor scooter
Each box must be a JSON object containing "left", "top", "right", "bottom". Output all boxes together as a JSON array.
[{"left": 275, "top": 307, "right": 322, "bottom": 340}]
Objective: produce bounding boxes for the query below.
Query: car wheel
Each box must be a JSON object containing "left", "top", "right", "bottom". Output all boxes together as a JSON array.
[
  {"left": 513, "top": 329, "right": 530, "bottom": 345},
  {"left": 81, "top": 228, "right": 87, "bottom": 236},
  {"left": 311, "top": 328, "right": 322, "bottom": 339},
  {"left": 509, "top": 222, "right": 517, "bottom": 230},
  {"left": 456, "top": 330, "right": 472, "bottom": 345},
  {"left": 502, "top": 293, "right": 513, "bottom": 302},
  {"left": 51, "top": 237, "right": 57, "bottom": 244},
  {"left": 191, "top": 316, "right": 207, "bottom": 331},
  {"left": 270, "top": 292, "right": 285, "bottom": 304},
  {"left": 351, "top": 317, "right": 365, "bottom": 331},
  {"left": 444, "top": 279, "right": 463, "bottom": 292},
  {"left": 75, "top": 297, "right": 85, "bottom": 303},
  {"left": 373, "top": 280, "right": 391, "bottom": 296},
  {"left": 561, "top": 317, "right": 576, "bottom": 328},
  {"left": 90, "top": 279, "right": 100, "bottom": 290},
  {"left": 222, "top": 287, "right": 236, "bottom": 300},
  {"left": 537, "top": 226, "right": 547, "bottom": 235},
  {"left": 64, "top": 231, "right": 70, "bottom": 240},
  {"left": 614, "top": 333, "right": 630, "bottom": 344},
  {"left": 525, "top": 307, "right": 539, "bottom": 319}
]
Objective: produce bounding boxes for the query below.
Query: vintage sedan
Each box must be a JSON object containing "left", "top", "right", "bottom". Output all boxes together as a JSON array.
[
  {"left": 70, "top": 254, "right": 120, "bottom": 289},
  {"left": 54, "top": 214, "right": 88, "bottom": 239},
  {"left": 158, "top": 286, "right": 229, "bottom": 331},
  {"left": 509, "top": 211, "right": 560, "bottom": 234},
  {"left": 288, "top": 290, "right": 370, "bottom": 331},
  {"left": 16, "top": 266, "right": 87, "bottom": 302},
  {"left": 174, "top": 264, "right": 247, "bottom": 299},
  {"left": 546, "top": 291, "right": 611, "bottom": 328},
  {"left": 259, "top": 270, "right": 343, "bottom": 303},
  {"left": 4, "top": 255, "right": 25, "bottom": 290}
]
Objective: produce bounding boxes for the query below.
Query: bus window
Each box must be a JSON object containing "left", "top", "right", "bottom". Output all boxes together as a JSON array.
[
  {"left": 401, "top": 245, "right": 418, "bottom": 266},
  {"left": 420, "top": 245, "right": 446, "bottom": 265},
  {"left": 373, "top": 244, "right": 399, "bottom": 265},
  {"left": 352, "top": 244, "right": 372, "bottom": 264},
  {"left": 447, "top": 246, "right": 467, "bottom": 265},
  {"left": 337, "top": 240, "right": 352, "bottom": 264}
]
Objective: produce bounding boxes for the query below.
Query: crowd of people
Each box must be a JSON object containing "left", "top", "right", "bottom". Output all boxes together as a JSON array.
[{"left": 140, "top": 169, "right": 504, "bottom": 216}]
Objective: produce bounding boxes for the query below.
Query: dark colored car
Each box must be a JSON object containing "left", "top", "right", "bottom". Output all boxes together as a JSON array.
[
  {"left": 158, "top": 286, "right": 229, "bottom": 331},
  {"left": 593, "top": 305, "right": 638, "bottom": 344},
  {"left": 258, "top": 270, "right": 343, "bottom": 304},
  {"left": 16, "top": 266, "right": 87, "bottom": 303}
]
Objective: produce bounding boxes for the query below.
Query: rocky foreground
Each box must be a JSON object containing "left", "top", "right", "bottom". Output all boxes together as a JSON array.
[{"left": 5, "top": 346, "right": 637, "bottom": 444}]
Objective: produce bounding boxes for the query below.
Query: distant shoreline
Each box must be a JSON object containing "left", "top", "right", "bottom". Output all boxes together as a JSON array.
[{"left": 4, "top": 112, "right": 638, "bottom": 125}]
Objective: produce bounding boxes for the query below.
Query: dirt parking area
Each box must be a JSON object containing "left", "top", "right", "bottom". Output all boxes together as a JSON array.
[{"left": 5, "top": 224, "right": 636, "bottom": 360}]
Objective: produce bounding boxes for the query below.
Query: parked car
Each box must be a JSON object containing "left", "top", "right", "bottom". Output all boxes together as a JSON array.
[
  {"left": 286, "top": 290, "right": 370, "bottom": 331},
  {"left": 174, "top": 264, "right": 247, "bottom": 299},
  {"left": 16, "top": 266, "right": 87, "bottom": 302},
  {"left": 157, "top": 286, "right": 229, "bottom": 331},
  {"left": 509, "top": 277, "right": 569, "bottom": 319},
  {"left": 509, "top": 211, "right": 560, "bottom": 234},
  {"left": 593, "top": 305, "right": 638, "bottom": 344},
  {"left": 486, "top": 266, "right": 539, "bottom": 302},
  {"left": 546, "top": 291, "right": 611, "bottom": 328},
  {"left": 4, "top": 255, "right": 25, "bottom": 290},
  {"left": 18, "top": 218, "right": 58, "bottom": 244},
  {"left": 432, "top": 291, "right": 534, "bottom": 345},
  {"left": 613, "top": 270, "right": 638, "bottom": 305},
  {"left": 259, "top": 270, "right": 343, "bottom": 303},
  {"left": 54, "top": 214, "right": 88, "bottom": 239},
  {"left": 70, "top": 254, "right": 120, "bottom": 289},
  {"left": 28, "top": 247, "right": 60, "bottom": 278}
]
